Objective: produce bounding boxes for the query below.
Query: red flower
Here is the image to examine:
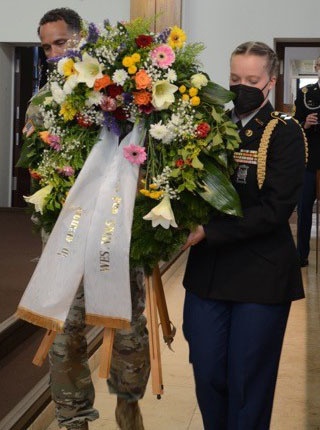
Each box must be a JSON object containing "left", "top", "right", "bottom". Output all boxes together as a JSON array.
[
  {"left": 175, "top": 158, "right": 185, "bottom": 168},
  {"left": 29, "top": 168, "right": 41, "bottom": 180},
  {"left": 135, "top": 34, "right": 154, "bottom": 48},
  {"left": 113, "top": 107, "right": 128, "bottom": 121},
  {"left": 139, "top": 103, "right": 154, "bottom": 115},
  {"left": 196, "top": 122, "right": 211, "bottom": 138},
  {"left": 77, "top": 115, "right": 93, "bottom": 128},
  {"left": 107, "top": 84, "right": 124, "bottom": 98}
]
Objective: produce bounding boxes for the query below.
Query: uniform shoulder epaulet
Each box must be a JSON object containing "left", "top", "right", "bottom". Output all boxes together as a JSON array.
[
  {"left": 270, "top": 111, "right": 292, "bottom": 123},
  {"left": 257, "top": 112, "right": 308, "bottom": 189}
]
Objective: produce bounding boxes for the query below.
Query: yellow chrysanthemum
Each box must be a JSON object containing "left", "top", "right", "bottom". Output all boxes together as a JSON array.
[
  {"left": 128, "top": 65, "right": 138, "bottom": 75},
  {"left": 182, "top": 94, "right": 190, "bottom": 102},
  {"left": 131, "top": 53, "right": 141, "bottom": 63},
  {"left": 179, "top": 85, "right": 187, "bottom": 94},
  {"left": 190, "top": 96, "right": 200, "bottom": 106},
  {"left": 168, "top": 26, "right": 186, "bottom": 49},
  {"left": 149, "top": 190, "right": 164, "bottom": 200},
  {"left": 140, "top": 189, "right": 151, "bottom": 197},
  {"left": 189, "top": 87, "right": 198, "bottom": 97},
  {"left": 149, "top": 183, "right": 159, "bottom": 190},
  {"left": 122, "top": 56, "right": 134, "bottom": 67},
  {"left": 60, "top": 102, "right": 77, "bottom": 121}
]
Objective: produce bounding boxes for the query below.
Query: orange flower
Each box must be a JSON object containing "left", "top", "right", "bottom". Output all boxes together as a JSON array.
[
  {"left": 29, "top": 168, "right": 41, "bottom": 180},
  {"left": 134, "top": 70, "right": 152, "bottom": 90},
  {"left": 133, "top": 90, "right": 152, "bottom": 106},
  {"left": 39, "top": 131, "right": 50, "bottom": 144},
  {"left": 94, "top": 74, "right": 112, "bottom": 91}
]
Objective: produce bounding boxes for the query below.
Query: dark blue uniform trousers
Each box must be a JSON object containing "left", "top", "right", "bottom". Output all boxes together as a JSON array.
[
  {"left": 183, "top": 291, "right": 290, "bottom": 430},
  {"left": 297, "top": 169, "right": 317, "bottom": 260}
]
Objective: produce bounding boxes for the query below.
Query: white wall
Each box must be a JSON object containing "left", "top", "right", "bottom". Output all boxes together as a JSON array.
[{"left": 182, "top": 0, "right": 320, "bottom": 89}]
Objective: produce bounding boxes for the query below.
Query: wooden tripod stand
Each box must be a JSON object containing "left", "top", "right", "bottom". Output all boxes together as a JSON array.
[{"left": 32, "top": 264, "right": 176, "bottom": 397}]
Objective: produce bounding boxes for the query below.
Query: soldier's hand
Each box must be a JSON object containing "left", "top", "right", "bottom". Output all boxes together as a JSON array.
[
  {"left": 181, "top": 225, "right": 206, "bottom": 250},
  {"left": 304, "top": 113, "right": 318, "bottom": 129}
]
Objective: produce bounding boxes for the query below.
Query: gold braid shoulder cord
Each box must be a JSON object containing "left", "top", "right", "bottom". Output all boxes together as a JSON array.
[{"left": 257, "top": 116, "right": 309, "bottom": 189}]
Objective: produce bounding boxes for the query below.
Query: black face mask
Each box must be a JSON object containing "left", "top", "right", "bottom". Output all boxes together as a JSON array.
[{"left": 230, "top": 82, "right": 269, "bottom": 115}]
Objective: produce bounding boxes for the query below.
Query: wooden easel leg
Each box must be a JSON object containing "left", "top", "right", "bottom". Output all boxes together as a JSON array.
[
  {"left": 99, "top": 328, "right": 115, "bottom": 378},
  {"left": 152, "top": 265, "right": 176, "bottom": 349},
  {"left": 145, "top": 275, "right": 163, "bottom": 398},
  {"left": 32, "top": 330, "right": 56, "bottom": 367}
]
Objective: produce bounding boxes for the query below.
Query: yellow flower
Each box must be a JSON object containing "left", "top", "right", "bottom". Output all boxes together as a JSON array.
[
  {"left": 140, "top": 189, "right": 151, "bottom": 197},
  {"left": 149, "top": 190, "right": 164, "bottom": 200},
  {"left": 61, "top": 58, "right": 76, "bottom": 77},
  {"left": 149, "top": 183, "right": 159, "bottom": 190},
  {"left": 182, "top": 94, "right": 190, "bottom": 102},
  {"left": 168, "top": 26, "right": 186, "bottom": 49},
  {"left": 24, "top": 184, "right": 53, "bottom": 214},
  {"left": 122, "top": 56, "right": 134, "bottom": 67},
  {"left": 128, "top": 65, "right": 138, "bottom": 75},
  {"left": 131, "top": 53, "right": 141, "bottom": 63},
  {"left": 60, "top": 101, "right": 77, "bottom": 121},
  {"left": 189, "top": 87, "right": 198, "bottom": 97},
  {"left": 179, "top": 85, "right": 186, "bottom": 94},
  {"left": 190, "top": 96, "right": 200, "bottom": 106}
]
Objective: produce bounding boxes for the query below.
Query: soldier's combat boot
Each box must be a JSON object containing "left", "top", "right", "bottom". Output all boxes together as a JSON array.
[{"left": 115, "top": 397, "right": 144, "bottom": 430}]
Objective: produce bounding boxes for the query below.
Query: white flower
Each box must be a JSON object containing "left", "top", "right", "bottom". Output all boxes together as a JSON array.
[
  {"left": 50, "top": 82, "right": 66, "bottom": 104},
  {"left": 143, "top": 195, "right": 178, "bottom": 229},
  {"left": 85, "top": 90, "right": 103, "bottom": 107},
  {"left": 149, "top": 121, "right": 169, "bottom": 140},
  {"left": 190, "top": 73, "right": 208, "bottom": 89},
  {"left": 63, "top": 74, "right": 78, "bottom": 95},
  {"left": 24, "top": 184, "right": 53, "bottom": 214},
  {"left": 74, "top": 53, "right": 104, "bottom": 88},
  {"left": 152, "top": 80, "right": 178, "bottom": 110},
  {"left": 43, "top": 96, "right": 53, "bottom": 106},
  {"left": 112, "top": 69, "right": 129, "bottom": 86},
  {"left": 166, "top": 69, "right": 177, "bottom": 83}
]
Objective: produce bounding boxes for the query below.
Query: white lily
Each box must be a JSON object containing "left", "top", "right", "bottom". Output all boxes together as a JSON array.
[
  {"left": 152, "top": 80, "right": 178, "bottom": 110},
  {"left": 74, "top": 53, "right": 104, "bottom": 88},
  {"left": 24, "top": 184, "right": 53, "bottom": 214},
  {"left": 143, "top": 195, "right": 178, "bottom": 229}
]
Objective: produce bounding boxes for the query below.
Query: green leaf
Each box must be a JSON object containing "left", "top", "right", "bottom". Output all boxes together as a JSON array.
[
  {"left": 198, "top": 155, "right": 242, "bottom": 217},
  {"left": 191, "top": 156, "right": 204, "bottom": 169},
  {"left": 201, "top": 81, "right": 235, "bottom": 105}
]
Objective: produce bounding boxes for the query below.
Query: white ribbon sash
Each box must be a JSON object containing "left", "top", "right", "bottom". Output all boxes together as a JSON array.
[{"left": 17, "top": 123, "right": 145, "bottom": 332}]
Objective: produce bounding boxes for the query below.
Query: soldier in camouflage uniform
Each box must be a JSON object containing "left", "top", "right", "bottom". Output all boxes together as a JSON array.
[{"left": 25, "top": 8, "right": 150, "bottom": 430}]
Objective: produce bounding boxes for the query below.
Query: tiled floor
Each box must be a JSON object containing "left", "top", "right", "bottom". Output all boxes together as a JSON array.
[{"left": 37, "top": 220, "right": 320, "bottom": 429}]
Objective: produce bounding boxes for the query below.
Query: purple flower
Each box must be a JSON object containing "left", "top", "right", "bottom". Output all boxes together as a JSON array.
[
  {"left": 87, "top": 23, "right": 99, "bottom": 44},
  {"left": 103, "top": 112, "right": 121, "bottom": 136},
  {"left": 156, "top": 28, "right": 171, "bottom": 43}
]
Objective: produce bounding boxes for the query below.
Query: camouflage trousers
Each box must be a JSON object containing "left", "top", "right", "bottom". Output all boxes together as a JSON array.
[{"left": 49, "top": 267, "right": 150, "bottom": 429}]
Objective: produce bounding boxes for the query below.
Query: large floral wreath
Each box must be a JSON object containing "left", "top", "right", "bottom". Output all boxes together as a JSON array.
[{"left": 18, "top": 18, "right": 242, "bottom": 273}]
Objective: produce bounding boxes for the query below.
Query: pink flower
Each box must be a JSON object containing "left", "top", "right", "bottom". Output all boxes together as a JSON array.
[
  {"left": 57, "top": 166, "right": 75, "bottom": 177},
  {"left": 150, "top": 45, "right": 175, "bottom": 69},
  {"left": 123, "top": 144, "right": 147, "bottom": 165},
  {"left": 101, "top": 95, "right": 117, "bottom": 112},
  {"left": 48, "top": 134, "right": 61, "bottom": 151}
]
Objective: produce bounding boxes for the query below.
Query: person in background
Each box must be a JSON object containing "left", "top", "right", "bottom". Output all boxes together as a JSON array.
[
  {"left": 294, "top": 57, "right": 320, "bottom": 267},
  {"left": 182, "top": 41, "right": 306, "bottom": 429},
  {"left": 25, "top": 8, "right": 149, "bottom": 430}
]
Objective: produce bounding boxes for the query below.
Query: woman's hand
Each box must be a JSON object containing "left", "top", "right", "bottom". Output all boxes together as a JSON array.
[{"left": 182, "top": 225, "right": 206, "bottom": 251}]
